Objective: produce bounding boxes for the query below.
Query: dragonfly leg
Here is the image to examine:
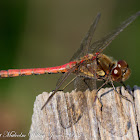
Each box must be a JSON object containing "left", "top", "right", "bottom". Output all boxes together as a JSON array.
[{"left": 111, "top": 81, "right": 133, "bottom": 104}]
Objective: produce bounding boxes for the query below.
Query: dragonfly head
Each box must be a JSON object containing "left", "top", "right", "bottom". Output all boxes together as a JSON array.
[{"left": 111, "top": 60, "right": 131, "bottom": 82}]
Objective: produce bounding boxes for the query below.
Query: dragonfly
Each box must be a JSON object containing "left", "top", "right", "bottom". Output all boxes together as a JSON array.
[
  {"left": 0, "top": 11, "right": 140, "bottom": 135},
  {"left": 1, "top": 11, "right": 140, "bottom": 106}
]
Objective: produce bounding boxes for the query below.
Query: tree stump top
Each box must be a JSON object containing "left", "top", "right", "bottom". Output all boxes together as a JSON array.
[{"left": 29, "top": 86, "right": 140, "bottom": 140}]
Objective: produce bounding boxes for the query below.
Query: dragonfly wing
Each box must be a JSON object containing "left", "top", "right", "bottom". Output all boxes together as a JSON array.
[
  {"left": 41, "top": 65, "right": 78, "bottom": 110},
  {"left": 70, "top": 13, "right": 101, "bottom": 61},
  {"left": 88, "top": 11, "right": 140, "bottom": 54},
  {"left": 56, "top": 64, "right": 77, "bottom": 88},
  {"left": 74, "top": 76, "right": 97, "bottom": 92}
]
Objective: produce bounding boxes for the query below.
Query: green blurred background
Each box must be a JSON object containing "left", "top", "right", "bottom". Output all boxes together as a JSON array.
[{"left": 0, "top": 0, "right": 140, "bottom": 139}]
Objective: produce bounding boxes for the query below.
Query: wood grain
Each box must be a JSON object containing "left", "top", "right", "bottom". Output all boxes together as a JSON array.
[{"left": 29, "top": 86, "right": 140, "bottom": 140}]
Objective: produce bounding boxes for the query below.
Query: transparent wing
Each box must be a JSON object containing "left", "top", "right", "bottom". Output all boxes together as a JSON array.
[
  {"left": 74, "top": 76, "right": 97, "bottom": 92},
  {"left": 41, "top": 65, "right": 77, "bottom": 109},
  {"left": 55, "top": 64, "right": 77, "bottom": 88},
  {"left": 88, "top": 11, "right": 140, "bottom": 54},
  {"left": 70, "top": 13, "right": 101, "bottom": 61}
]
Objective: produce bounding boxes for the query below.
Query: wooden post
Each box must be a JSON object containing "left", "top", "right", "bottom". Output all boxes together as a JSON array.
[{"left": 29, "top": 86, "right": 140, "bottom": 140}]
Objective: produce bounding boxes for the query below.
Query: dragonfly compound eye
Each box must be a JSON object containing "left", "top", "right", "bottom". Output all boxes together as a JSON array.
[
  {"left": 117, "top": 60, "right": 128, "bottom": 69},
  {"left": 111, "top": 67, "right": 122, "bottom": 82},
  {"left": 117, "top": 60, "right": 131, "bottom": 81},
  {"left": 122, "top": 68, "right": 131, "bottom": 82}
]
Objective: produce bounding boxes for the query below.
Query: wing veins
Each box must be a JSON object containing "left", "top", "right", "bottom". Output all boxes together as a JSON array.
[
  {"left": 70, "top": 13, "right": 101, "bottom": 61},
  {"left": 89, "top": 11, "right": 140, "bottom": 54}
]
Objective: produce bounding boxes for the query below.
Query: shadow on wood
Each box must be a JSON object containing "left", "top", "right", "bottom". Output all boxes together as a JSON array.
[{"left": 29, "top": 86, "right": 140, "bottom": 140}]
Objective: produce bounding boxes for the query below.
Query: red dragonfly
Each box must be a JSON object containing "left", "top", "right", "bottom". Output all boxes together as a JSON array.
[{"left": 0, "top": 11, "right": 140, "bottom": 112}]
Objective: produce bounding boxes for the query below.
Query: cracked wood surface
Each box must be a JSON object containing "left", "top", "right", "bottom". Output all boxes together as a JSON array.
[{"left": 29, "top": 86, "right": 140, "bottom": 140}]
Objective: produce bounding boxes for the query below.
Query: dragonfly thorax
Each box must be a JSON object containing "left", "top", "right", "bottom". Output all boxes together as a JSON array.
[
  {"left": 77, "top": 53, "right": 131, "bottom": 83},
  {"left": 93, "top": 54, "right": 131, "bottom": 83}
]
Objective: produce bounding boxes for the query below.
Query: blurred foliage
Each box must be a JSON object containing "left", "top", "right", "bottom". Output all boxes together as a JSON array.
[{"left": 0, "top": 0, "right": 140, "bottom": 139}]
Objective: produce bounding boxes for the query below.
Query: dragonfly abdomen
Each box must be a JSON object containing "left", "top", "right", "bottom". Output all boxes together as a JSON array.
[
  {"left": 0, "top": 61, "right": 77, "bottom": 78},
  {"left": 0, "top": 68, "right": 52, "bottom": 78}
]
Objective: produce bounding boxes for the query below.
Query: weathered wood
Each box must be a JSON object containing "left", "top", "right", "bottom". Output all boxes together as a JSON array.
[{"left": 29, "top": 86, "right": 140, "bottom": 140}]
